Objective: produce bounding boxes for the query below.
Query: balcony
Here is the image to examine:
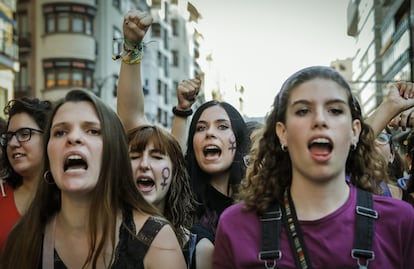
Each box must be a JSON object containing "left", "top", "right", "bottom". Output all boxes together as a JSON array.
[
  {"left": 18, "top": 32, "right": 31, "bottom": 49},
  {"left": 0, "top": 41, "right": 19, "bottom": 71}
]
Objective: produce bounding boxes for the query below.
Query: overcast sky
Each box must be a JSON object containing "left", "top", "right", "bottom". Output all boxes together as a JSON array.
[{"left": 190, "top": 0, "right": 356, "bottom": 117}]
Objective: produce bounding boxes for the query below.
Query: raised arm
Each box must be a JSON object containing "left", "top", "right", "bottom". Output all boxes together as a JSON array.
[
  {"left": 116, "top": 10, "right": 153, "bottom": 132},
  {"left": 171, "top": 77, "right": 201, "bottom": 152},
  {"left": 365, "top": 82, "right": 414, "bottom": 136}
]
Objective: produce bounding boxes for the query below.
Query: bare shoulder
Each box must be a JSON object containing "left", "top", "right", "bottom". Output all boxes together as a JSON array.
[{"left": 196, "top": 238, "right": 214, "bottom": 269}]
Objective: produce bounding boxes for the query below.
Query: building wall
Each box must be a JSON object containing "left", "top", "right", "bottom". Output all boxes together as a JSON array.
[
  {"left": 15, "top": 0, "right": 203, "bottom": 129},
  {"left": 348, "top": 0, "right": 413, "bottom": 117}
]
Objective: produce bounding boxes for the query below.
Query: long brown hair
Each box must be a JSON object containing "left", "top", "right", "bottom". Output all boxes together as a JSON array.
[
  {"left": 128, "top": 125, "right": 197, "bottom": 247},
  {"left": 0, "top": 89, "right": 160, "bottom": 269}
]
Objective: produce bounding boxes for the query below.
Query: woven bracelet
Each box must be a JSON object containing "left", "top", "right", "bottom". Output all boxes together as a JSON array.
[{"left": 112, "top": 40, "right": 143, "bottom": 64}]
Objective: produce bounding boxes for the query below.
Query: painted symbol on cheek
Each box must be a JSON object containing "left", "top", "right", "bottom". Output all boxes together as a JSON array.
[
  {"left": 228, "top": 137, "right": 237, "bottom": 153},
  {"left": 161, "top": 167, "right": 170, "bottom": 190}
]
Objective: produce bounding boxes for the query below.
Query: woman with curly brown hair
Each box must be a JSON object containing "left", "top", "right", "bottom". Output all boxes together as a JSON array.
[{"left": 213, "top": 66, "right": 414, "bottom": 268}]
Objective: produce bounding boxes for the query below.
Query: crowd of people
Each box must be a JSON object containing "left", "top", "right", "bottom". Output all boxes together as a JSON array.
[{"left": 1, "top": 9, "right": 414, "bottom": 269}]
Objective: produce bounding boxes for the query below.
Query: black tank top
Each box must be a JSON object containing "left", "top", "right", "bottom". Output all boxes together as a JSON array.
[{"left": 53, "top": 210, "right": 167, "bottom": 269}]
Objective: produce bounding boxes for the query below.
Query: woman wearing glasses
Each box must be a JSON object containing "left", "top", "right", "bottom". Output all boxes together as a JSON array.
[
  {"left": 0, "top": 97, "right": 52, "bottom": 249},
  {"left": 374, "top": 130, "right": 414, "bottom": 206}
]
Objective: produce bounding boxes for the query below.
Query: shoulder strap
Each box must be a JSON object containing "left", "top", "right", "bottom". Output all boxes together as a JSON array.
[
  {"left": 42, "top": 216, "right": 56, "bottom": 269},
  {"left": 282, "top": 190, "right": 313, "bottom": 269},
  {"left": 352, "top": 188, "right": 378, "bottom": 268},
  {"left": 186, "top": 233, "right": 197, "bottom": 269},
  {"left": 259, "top": 204, "right": 282, "bottom": 269}
]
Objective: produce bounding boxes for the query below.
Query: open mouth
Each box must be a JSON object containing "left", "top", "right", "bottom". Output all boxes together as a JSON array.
[
  {"left": 308, "top": 138, "right": 333, "bottom": 154},
  {"left": 136, "top": 178, "right": 155, "bottom": 192},
  {"left": 64, "top": 155, "right": 88, "bottom": 171},
  {"left": 203, "top": 145, "right": 222, "bottom": 157}
]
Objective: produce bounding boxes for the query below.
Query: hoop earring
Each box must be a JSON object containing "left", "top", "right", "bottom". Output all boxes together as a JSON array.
[
  {"left": 43, "top": 170, "right": 55, "bottom": 184},
  {"left": 281, "top": 144, "right": 288, "bottom": 152}
]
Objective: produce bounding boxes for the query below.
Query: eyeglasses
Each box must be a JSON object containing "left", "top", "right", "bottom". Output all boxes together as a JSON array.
[
  {"left": 0, "top": 127, "right": 43, "bottom": 147},
  {"left": 375, "top": 133, "right": 391, "bottom": 145}
]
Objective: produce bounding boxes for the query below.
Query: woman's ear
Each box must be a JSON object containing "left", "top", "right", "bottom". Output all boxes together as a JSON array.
[
  {"left": 276, "top": 122, "right": 287, "bottom": 147},
  {"left": 351, "top": 119, "right": 362, "bottom": 146}
]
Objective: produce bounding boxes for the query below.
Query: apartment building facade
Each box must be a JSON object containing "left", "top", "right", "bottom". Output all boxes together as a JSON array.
[
  {"left": 0, "top": 0, "right": 18, "bottom": 118},
  {"left": 15, "top": 0, "right": 203, "bottom": 129},
  {"left": 347, "top": 0, "right": 414, "bottom": 116}
]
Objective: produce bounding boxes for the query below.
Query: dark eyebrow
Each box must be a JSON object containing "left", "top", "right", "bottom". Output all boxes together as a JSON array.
[
  {"left": 291, "top": 99, "right": 347, "bottom": 106},
  {"left": 197, "top": 119, "right": 230, "bottom": 124}
]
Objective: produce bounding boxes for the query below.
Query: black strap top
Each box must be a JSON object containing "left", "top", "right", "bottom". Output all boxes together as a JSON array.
[{"left": 53, "top": 210, "right": 167, "bottom": 269}]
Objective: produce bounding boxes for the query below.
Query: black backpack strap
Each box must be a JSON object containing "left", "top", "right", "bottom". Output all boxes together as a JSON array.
[
  {"left": 352, "top": 188, "right": 378, "bottom": 268},
  {"left": 259, "top": 204, "right": 282, "bottom": 269}
]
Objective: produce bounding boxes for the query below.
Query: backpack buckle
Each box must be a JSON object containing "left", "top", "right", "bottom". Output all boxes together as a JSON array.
[
  {"left": 258, "top": 250, "right": 281, "bottom": 269},
  {"left": 260, "top": 210, "right": 282, "bottom": 221},
  {"left": 356, "top": 206, "right": 378, "bottom": 219},
  {"left": 352, "top": 248, "right": 374, "bottom": 268}
]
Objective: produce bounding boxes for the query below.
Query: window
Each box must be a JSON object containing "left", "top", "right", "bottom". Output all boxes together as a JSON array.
[
  {"left": 46, "top": 14, "right": 55, "bottom": 32},
  {"left": 43, "top": 3, "right": 96, "bottom": 35},
  {"left": 173, "top": 81, "right": 179, "bottom": 93},
  {"left": 172, "top": 50, "right": 178, "bottom": 67},
  {"left": 43, "top": 59, "right": 95, "bottom": 89},
  {"left": 72, "top": 15, "right": 84, "bottom": 32},
  {"left": 15, "top": 63, "right": 30, "bottom": 94},
  {"left": 157, "top": 79, "right": 162, "bottom": 95},
  {"left": 171, "top": 19, "right": 179, "bottom": 36},
  {"left": 57, "top": 70, "right": 70, "bottom": 86},
  {"left": 72, "top": 70, "right": 83, "bottom": 86},
  {"left": 157, "top": 108, "right": 162, "bottom": 123},
  {"left": 163, "top": 28, "right": 168, "bottom": 49},
  {"left": 57, "top": 13, "right": 70, "bottom": 32},
  {"left": 152, "top": 23, "right": 161, "bottom": 37},
  {"left": 113, "top": 27, "right": 122, "bottom": 56},
  {"left": 152, "top": 0, "right": 161, "bottom": 8},
  {"left": 113, "top": 0, "right": 121, "bottom": 9},
  {"left": 46, "top": 72, "right": 56, "bottom": 88},
  {"left": 163, "top": 56, "right": 169, "bottom": 77},
  {"left": 157, "top": 51, "right": 162, "bottom": 67},
  {"left": 163, "top": 83, "right": 168, "bottom": 104}
]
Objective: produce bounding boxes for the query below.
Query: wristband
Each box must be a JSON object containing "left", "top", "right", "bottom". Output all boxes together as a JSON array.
[
  {"left": 172, "top": 106, "right": 193, "bottom": 117},
  {"left": 112, "top": 40, "right": 143, "bottom": 64}
]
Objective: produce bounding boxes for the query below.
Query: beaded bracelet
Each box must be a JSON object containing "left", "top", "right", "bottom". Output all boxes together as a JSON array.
[
  {"left": 112, "top": 39, "right": 143, "bottom": 65},
  {"left": 172, "top": 106, "right": 193, "bottom": 117}
]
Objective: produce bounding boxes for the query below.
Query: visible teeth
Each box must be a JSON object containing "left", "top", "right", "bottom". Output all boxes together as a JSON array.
[
  {"left": 205, "top": 146, "right": 219, "bottom": 150},
  {"left": 311, "top": 138, "right": 329, "bottom": 144},
  {"left": 67, "top": 154, "right": 82, "bottom": 160}
]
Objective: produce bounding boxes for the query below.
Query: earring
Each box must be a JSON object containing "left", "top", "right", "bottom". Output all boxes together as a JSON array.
[
  {"left": 350, "top": 143, "right": 357, "bottom": 151},
  {"left": 43, "top": 170, "right": 55, "bottom": 184},
  {"left": 281, "top": 144, "right": 288, "bottom": 152}
]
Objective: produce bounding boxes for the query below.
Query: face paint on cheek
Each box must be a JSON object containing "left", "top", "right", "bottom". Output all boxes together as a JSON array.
[
  {"left": 160, "top": 167, "right": 170, "bottom": 190},
  {"left": 228, "top": 137, "right": 237, "bottom": 154}
]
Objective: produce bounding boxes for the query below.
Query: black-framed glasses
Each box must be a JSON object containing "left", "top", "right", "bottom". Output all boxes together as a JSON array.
[{"left": 0, "top": 127, "right": 43, "bottom": 147}]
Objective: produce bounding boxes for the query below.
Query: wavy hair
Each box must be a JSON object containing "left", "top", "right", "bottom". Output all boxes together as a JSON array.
[
  {"left": 127, "top": 125, "right": 197, "bottom": 247},
  {"left": 0, "top": 89, "right": 160, "bottom": 269},
  {"left": 239, "top": 66, "right": 387, "bottom": 214},
  {"left": 1, "top": 97, "right": 52, "bottom": 188}
]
